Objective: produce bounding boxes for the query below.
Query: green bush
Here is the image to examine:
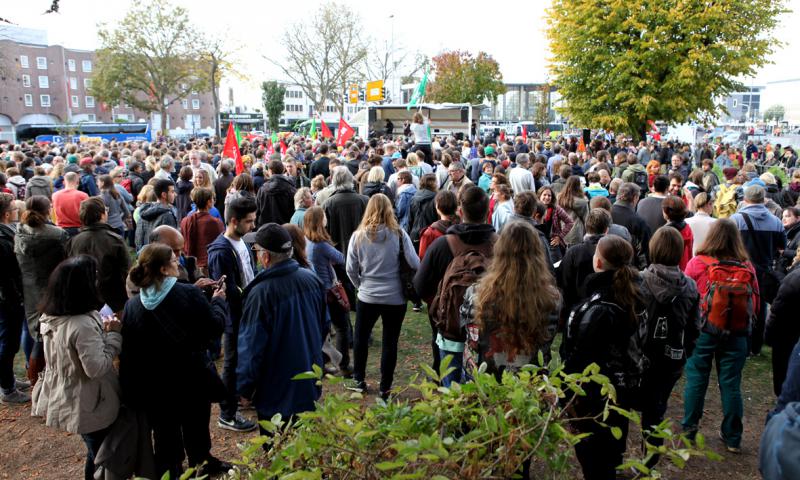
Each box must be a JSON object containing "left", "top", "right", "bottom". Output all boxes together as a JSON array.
[{"left": 228, "top": 359, "right": 719, "bottom": 480}]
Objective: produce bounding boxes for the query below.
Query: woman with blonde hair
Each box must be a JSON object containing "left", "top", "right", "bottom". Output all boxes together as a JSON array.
[
  {"left": 462, "top": 221, "right": 560, "bottom": 377},
  {"left": 345, "top": 194, "right": 420, "bottom": 398},
  {"left": 50, "top": 163, "right": 65, "bottom": 191},
  {"left": 305, "top": 206, "right": 350, "bottom": 373},
  {"left": 193, "top": 169, "right": 213, "bottom": 190}
]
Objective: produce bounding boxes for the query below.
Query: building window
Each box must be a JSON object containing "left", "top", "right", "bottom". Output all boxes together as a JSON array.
[
  {"left": 181, "top": 99, "right": 188, "bottom": 109},
  {"left": 285, "top": 104, "right": 303, "bottom": 112},
  {"left": 84, "top": 78, "right": 92, "bottom": 89},
  {"left": 68, "top": 59, "right": 76, "bottom": 72},
  {"left": 85, "top": 96, "right": 95, "bottom": 108},
  {"left": 325, "top": 105, "right": 336, "bottom": 112},
  {"left": 40, "top": 94, "right": 51, "bottom": 107},
  {"left": 22, "top": 74, "right": 30, "bottom": 87},
  {"left": 20, "top": 55, "right": 29, "bottom": 68},
  {"left": 191, "top": 99, "right": 200, "bottom": 110},
  {"left": 82, "top": 60, "right": 92, "bottom": 72},
  {"left": 36, "top": 57, "right": 47, "bottom": 70},
  {"left": 732, "top": 99, "right": 738, "bottom": 108},
  {"left": 24, "top": 94, "right": 33, "bottom": 106},
  {"left": 191, "top": 90, "right": 198, "bottom": 96},
  {"left": 87, "top": 114, "right": 96, "bottom": 122},
  {"left": 71, "top": 95, "right": 79, "bottom": 108},
  {"left": 70, "top": 77, "right": 77, "bottom": 90},
  {"left": 38, "top": 76, "right": 49, "bottom": 88}
]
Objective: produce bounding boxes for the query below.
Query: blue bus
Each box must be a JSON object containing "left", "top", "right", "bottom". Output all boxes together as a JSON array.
[{"left": 16, "top": 123, "right": 153, "bottom": 144}]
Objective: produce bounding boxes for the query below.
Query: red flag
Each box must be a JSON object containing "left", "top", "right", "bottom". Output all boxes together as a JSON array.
[
  {"left": 522, "top": 125, "right": 527, "bottom": 139},
  {"left": 578, "top": 136, "right": 586, "bottom": 153},
  {"left": 647, "top": 120, "right": 661, "bottom": 141},
  {"left": 499, "top": 130, "right": 506, "bottom": 142},
  {"left": 222, "top": 121, "right": 243, "bottom": 174},
  {"left": 336, "top": 118, "right": 355, "bottom": 147},
  {"left": 266, "top": 139, "right": 274, "bottom": 156},
  {"left": 321, "top": 121, "right": 333, "bottom": 140},
  {"left": 279, "top": 140, "right": 288, "bottom": 155}
]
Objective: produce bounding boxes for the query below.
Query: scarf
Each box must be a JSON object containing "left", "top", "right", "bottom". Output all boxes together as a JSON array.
[{"left": 140, "top": 276, "right": 177, "bottom": 310}]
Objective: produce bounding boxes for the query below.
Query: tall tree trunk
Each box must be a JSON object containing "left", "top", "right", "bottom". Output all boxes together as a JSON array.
[
  {"left": 211, "top": 58, "right": 220, "bottom": 138},
  {"left": 160, "top": 103, "right": 168, "bottom": 138}
]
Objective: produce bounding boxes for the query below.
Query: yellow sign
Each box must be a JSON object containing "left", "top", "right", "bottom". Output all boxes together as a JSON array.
[
  {"left": 366, "top": 80, "right": 384, "bottom": 102},
  {"left": 349, "top": 83, "right": 359, "bottom": 104}
]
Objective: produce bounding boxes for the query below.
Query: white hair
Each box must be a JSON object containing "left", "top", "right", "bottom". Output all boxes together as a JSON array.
[{"left": 331, "top": 166, "right": 354, "bottom": 190}]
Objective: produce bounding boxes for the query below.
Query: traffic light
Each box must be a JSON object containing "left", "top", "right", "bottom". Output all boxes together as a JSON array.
[
  {"left": 381, "top": 87, "right": 387, "bottom": 101},
  {"left": 358, "top": 90, "right": 365, "bottom": 102}
]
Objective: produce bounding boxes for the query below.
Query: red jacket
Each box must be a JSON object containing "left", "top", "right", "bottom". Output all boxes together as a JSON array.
[
  {"left": 667, "top": 220, "right": 694, "bottom": 271},
  {"left": 180, "top": 210, "right": 224, "bottom": 267}
]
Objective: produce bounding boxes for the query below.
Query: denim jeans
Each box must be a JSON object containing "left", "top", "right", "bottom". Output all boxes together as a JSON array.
[
  {"left": 438, "top": 350, "right": 464, "bottom": 387},
  {"left": 0, "top": 303, "right": 24, "bottom": 393},
  {"left": 682, "top": 332, "right": 748, "bottom": 447},
  {"left": 81, "top": 427, "right": 110, "bottom": 480},
  {"left": 352, "top": 301, "right": 406, "bottom": 393}
]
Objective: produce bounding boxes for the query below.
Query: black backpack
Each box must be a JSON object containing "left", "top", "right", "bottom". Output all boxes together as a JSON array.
[
  {"left": 632, "top": 170, "right": 649, "bottom": 198},
  {"left": 642, "top": 295, "right": 687, "bottom": 365}
]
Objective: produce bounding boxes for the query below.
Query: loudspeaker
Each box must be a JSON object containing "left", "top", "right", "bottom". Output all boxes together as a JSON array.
[
  {"left": 582, "top": 129, "right": 591, "bottom": 144},
  {"left": 460, "top": 107, "right": 469, "bottom": 123},
  {"left": 368, "top": 109, "right": 377, "bottom": 123},
  {"left": 455, "top": 132, "right": 464, "bottom": 141}
]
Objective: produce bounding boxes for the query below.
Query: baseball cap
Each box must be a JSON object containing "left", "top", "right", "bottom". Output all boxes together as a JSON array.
[
  {"left": 79, "top": 157, "right": 93, "bottom": 166},
  {"left": 484, "top": 146, "right": 496, "bottom": 156},
  {"left": 391, "top": 152, "right": 402, "bottom": 159},
  {"left": 243, "top": 223, "right": 293, "bottom": 253},
  {"left": 67, "top": 154, "right": 79, "bottom": 164}
]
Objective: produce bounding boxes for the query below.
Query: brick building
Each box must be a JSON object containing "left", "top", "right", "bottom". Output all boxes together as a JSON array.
[{"left": 0, "top": 26, "right": 216, "bottom": 142}]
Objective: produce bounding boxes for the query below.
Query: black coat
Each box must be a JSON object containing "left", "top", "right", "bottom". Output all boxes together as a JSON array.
[
  {"left": 558, "top": 234, "right": 602, "bottom": 317},
  {"left": 362, "top": 181, "right": 394, "bottom": 204},
  {"left": 766, "top": 267, "right": 800, "bottom": 351},
  {"left": 214, "top": 174, "right": 235, "bottom": 215},
  {"left": 256, "top": 175, "right": 297, "bottom": 227},
  {"left": 309, "top": 157, "right": 330, "bottom": 180},
  {"left": 407, "top": 189, "right": 438, "bottom": 243},
  {"left": 67, "top": 223, "right": 131, "bottom": 312},
  {"left": 120, "top": 282, "right": 227, "bottom": 410},
  {"left": 323, "top": 189, "right": 369, "bottom": 258},
  {"left": 0, "top": 224, "right": 23, "bottom": 307},
  {"left": 611, "top": 202, "right": 651, "bottom": 269}
]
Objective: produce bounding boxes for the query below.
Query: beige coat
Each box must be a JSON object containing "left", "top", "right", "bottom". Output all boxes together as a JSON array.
[{"left": 31, "top": 311, "right": 122, "bottom": 434}]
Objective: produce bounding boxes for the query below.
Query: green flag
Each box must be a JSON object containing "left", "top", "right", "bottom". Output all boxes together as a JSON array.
[
  {"left": 407, "top": 69, "right": 429, "bottom": 110},
  {"left": 309, "top": 117, "right": 317, "bottom": 139},
  {"left": 234, "top": 123, "right": 243, "bottom": 146}
]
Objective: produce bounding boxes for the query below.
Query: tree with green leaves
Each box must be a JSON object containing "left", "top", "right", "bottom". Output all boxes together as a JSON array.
[
  {"left": 202, "top": 38, "right": 241, "bottom": 137},
  {"left": 535, "top": 85, "right": 552, "bottom": 134},
  {"left": 91, "top": 0, "right": 208, "bottom": 136},
  {"left": 427, "top": 51, "right": 505, "bottom": 105},
  {"left": 261, "top": 81, "right": 286, "bottom": 132},
  {"left": 547, "top": 0, "right": 788, "bottom": 140},
  {"left": 763, "top": 104, "right": 786, "bottom": 122}
]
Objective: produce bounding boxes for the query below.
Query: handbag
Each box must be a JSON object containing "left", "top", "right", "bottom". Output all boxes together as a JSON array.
[
  {"left": 326, "top": 267, "right": 350, "bottom": 313},
  {"left": 741, "top": 212, "right": 781, "bottom": 303},
  {"left": 398, "top": 232, "right": 420, "bottom": 302}
]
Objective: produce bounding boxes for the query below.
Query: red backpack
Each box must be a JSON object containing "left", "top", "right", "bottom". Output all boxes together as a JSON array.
[{"left": 699, "top": 256, "right": 755, "bottom": 335}]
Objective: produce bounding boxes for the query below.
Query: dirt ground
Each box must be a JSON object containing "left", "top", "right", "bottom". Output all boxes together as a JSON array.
[{"left": 0, "top": 310, "right": 775, "bottom": 479}]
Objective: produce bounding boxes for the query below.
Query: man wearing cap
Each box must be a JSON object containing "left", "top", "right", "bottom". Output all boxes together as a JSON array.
[
  {"left": 237, "top": 223, "right": 328, "bottom": 433},
  {"left": 731, "top": 185, "right": 786, "bottom": 356},
  {"left": 78, "top": 157, "right": 99, "bottom": 196}
]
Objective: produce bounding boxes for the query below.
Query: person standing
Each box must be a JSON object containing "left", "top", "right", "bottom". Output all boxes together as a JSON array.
[
  {"left": 730, "top": 185, "right": 786, "bottom": 355},
  {"left": 66, "top": 197, "right": 130, "bottom": 317},
  {"left": 395, "top": 171, "right": 417, "bottom": 231},
  {"left": 765, "top": 253, "right": 800, "bottom": 397},
  {"left": 682, "top": 219, "right": 759, "bottom": 453},
  {"left": 410, "top": 112, "right": 432, "bottom": 166},
  {"left": 562, "top": 235, "right": 643, "bottom": 479},
  {"left": 345, "top": 194, "right": 420, "bottom": 398},
  {"left": 507, "top": 153, "right": 535, "bottom": 194},
  {"left": 0, "top": 194, "right": 29, "bottom": 404},
  {"left": 685, "top": 193, "right": 717, "bottom": 256},
  {"left": 206, "top": 196, "right": 258, "bottom": 432},
  {"left": 237, "top": 223, "right": 328, "bottom": 431},
  {"left": 611, "top": 182, "right": 652, "bottom": 270},
  {"left": 15, "top": 196, "right": 69, "bottom": 385},
  {"left": 135, "top": 179, "right": 178, "bottom": 250},
  {"left": 121, "top": 244, "right": 231, "bottom": 478},
  {"left": 78, "top": 158, "right": 99, "bottom": 197},
  {"left": 31, "top": 256, "right": 121, "bottom": 480},
  {"left": 637, "top": 175, "right": 669, "bottom": 233},
  {"left": 52, "top": 172, "right": 89, "bottom": 238},
  {"left": 180, "top": 188, "right": 224, "bottom": 276},
  {"left": 98, "top": 174, "right": 130, "bottom": 237},
  {"left": 556, "top": 176, "right": 589, "bottom": 247},
  {"left": 661, "top": 195, "right": 694, "bottom": 271},
  {"left": 256, "top": 160, "right": 297, "bottom": 227},
  {"left": 407, "top": 174, "right": 438, "bottom": 251}
]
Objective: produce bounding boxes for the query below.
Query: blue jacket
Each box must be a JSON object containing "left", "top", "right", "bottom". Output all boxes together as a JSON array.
[
  {"left": 731, "top": 204, "right": 786, "bottom": 272},
  {"left": 761, "top": 399, "right": 800, "bottom": 480},
  {"left": 395, "top": 185, "right": 416, "bottom": 230},
  {"left": 236, "top": 259, "right": 328, "bottom": 420},
  {"left": 79, "top": 172, "right": 99, "bottom": 196},
  {"left": 207, "top": 233, "right": 252, "bottom": 331}
]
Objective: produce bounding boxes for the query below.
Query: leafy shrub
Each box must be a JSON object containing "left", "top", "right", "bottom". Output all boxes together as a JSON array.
[{"left": 228, "top": 358, "right": 718, "bottom": 480}]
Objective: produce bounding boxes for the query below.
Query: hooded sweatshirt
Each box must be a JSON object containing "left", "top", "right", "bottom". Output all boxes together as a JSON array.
[
  {"left": 134, "top": 202, "right": 178, "bottom": 250},
  {"left": 25, "top": 175, "right": 53, "bottom": 199}
]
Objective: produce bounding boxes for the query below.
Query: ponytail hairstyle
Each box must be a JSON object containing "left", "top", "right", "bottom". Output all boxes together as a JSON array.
[
  {"left": 129, "top": 243, "right": 173, "bottom": 289},
  {"left": 595, "top": 234, "right": 640, "bottom": 326},
  {"left": 98, "top": 174, "right": 119, "bottom": 199},
  {"left": 21, "top": 195, "right": 51, "bottom": 228}
]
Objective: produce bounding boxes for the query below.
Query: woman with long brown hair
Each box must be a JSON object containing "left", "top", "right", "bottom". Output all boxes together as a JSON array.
[
  {"left": 304, "top": 206, "right": 350, "bottom": 374},
  {"left": 537, "top": 186, "right": 574, "bottom": 257},
  {"left": 345, "top": 194, "right": 420, "bottom": 398},
  {"left": 14, "top": 195, "right": 69, "bottom": 384},
  {"left": 462, "top": 221, "right": 560, "bottom": 377},
  {"left": 98, "top": 174, "right": 130, "bottom": 237},
  {"left": 557, "top": 176, "right": 589, "bottom": 246},
  {"left": 682, "top": 219, "right": 758, "bottom": 454},
  {"left": 562, "top": 234, "right": 643, "bottom": 479}
]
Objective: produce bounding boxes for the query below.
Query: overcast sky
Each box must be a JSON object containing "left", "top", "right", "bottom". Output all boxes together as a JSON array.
[{"left": 5, "top": 0, "right": 800, "bottom": 108}]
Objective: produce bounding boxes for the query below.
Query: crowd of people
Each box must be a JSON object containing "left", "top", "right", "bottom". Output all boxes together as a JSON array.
[{"left": 1, "top": 121, "right": 800, "bottom": 479}]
